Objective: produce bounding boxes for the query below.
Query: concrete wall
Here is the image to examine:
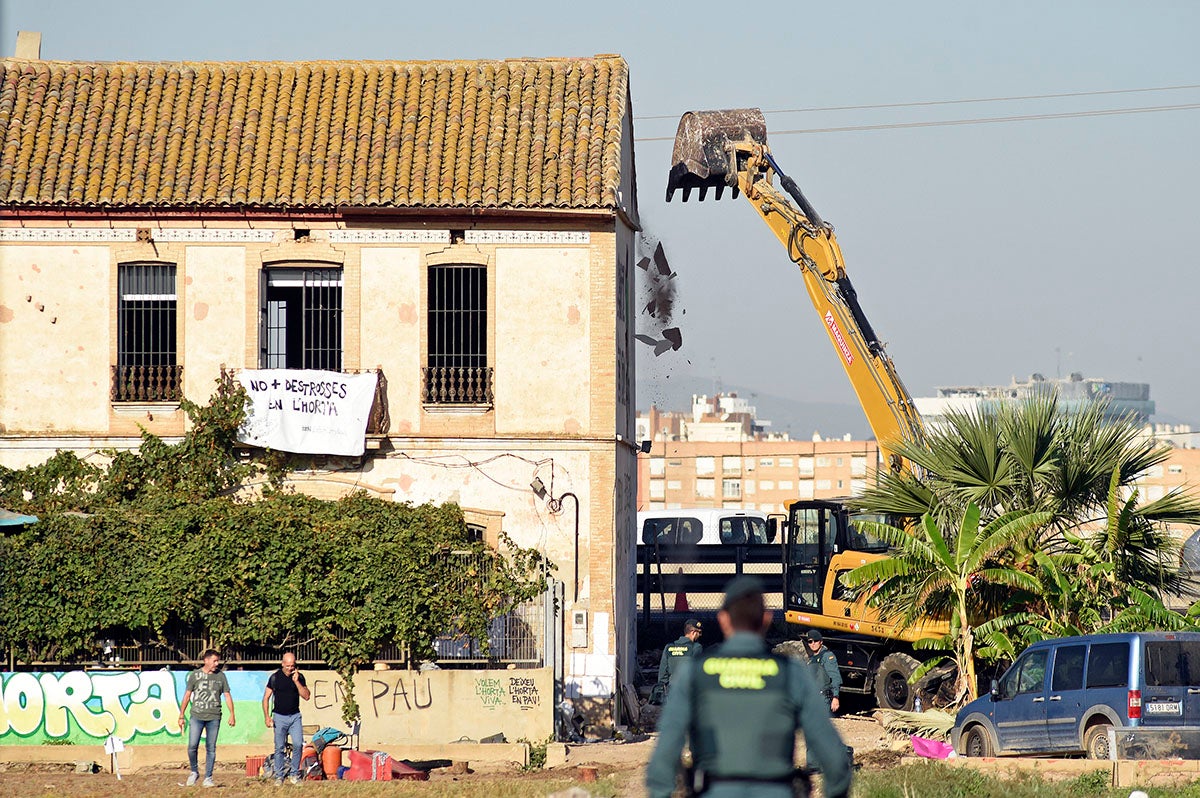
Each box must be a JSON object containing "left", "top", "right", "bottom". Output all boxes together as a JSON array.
[
  {"left": 183, "top": 245, "right": 247, "bottom": 402},
  {"left": 0, "top": 226, "right": 624, "bottom": 443},
  {"left": 0, "top": 245, "right": 111, "bottom": 432},
  {"left": 306, "top": 668, "right": 553, "bottom": 747},
  {"left": 0, "top": 668, "right": 552, "bottom": 748},
  {"left": 495, "top": 247, "right": 590, "bottom": 435},
  {"left": 359, "top": 247, "right": 422, "bottom": 433}
]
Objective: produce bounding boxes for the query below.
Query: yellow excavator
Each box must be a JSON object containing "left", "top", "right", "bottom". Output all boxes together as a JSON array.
[{"left": 667, "top": 109, "right": 949, "bottom": 710}]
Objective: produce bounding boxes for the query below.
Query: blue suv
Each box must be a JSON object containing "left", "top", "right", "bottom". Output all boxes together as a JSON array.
[{"left": 952, "top": 632, "right": 1200, "bottom": 759}]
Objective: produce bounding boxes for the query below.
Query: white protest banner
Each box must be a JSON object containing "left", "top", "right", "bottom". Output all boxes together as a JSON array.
[{"left": 236, "top": 369, "right": 379, "bottom": 456}]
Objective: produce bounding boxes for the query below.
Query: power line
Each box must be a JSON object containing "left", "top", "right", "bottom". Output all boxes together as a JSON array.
[
  {"left": 636, "top": 83, "right": 1200, "bottom": 121},
  {"left": 643, "top": 448, "right": 880, "bottom": 461},
  {"left": 636, "top": 102, "right": 1200, "bottom": 142}
]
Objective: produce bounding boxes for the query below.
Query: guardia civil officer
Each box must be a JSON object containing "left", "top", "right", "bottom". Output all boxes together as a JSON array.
[
  {"left": 653, "top": 618, "right": 703, "bottom": 702},
  {"left": 803, "top": 629, "right": 842, "bottom": 714},
  {"left": 646, "top": 576, "right": 852, "bottom": 798}
]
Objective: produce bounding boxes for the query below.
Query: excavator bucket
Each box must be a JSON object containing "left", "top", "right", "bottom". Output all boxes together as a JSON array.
[{"left": 666, "top": 108, "right": 767, "bottom": 202}]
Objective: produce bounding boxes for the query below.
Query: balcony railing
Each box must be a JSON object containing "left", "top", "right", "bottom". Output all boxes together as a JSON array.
[
  {"left": 111, "top": 364, "right": 183, "bottom": 402},
  {"left": 422, "top": 366, "right": 494, "bottom": 405}
]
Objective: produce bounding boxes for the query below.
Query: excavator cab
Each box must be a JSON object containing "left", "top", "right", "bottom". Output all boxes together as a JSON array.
[{"left": 665, "top": 108, "right": 768, "bottom": 202}]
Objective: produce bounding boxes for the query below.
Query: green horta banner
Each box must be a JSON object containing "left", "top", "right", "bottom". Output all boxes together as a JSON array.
[{"left": 0, "top": 670, "right": 271, "bottom": 745}]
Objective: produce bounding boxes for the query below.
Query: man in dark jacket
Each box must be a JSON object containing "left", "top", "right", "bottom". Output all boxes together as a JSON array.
[
  {"left": 653, "top": 618, "right": 703, "bottom": 703},
  {"left": 804, "top": 629, "right": 842, "bottom": 713},
  {"left": 646, "top": 577, "right": 852, "bottom": 798}
]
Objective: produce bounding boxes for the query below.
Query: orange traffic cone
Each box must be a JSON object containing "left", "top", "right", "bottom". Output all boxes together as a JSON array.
[{"left": 673, "top": 568, "right": 689, "bottom": 612}]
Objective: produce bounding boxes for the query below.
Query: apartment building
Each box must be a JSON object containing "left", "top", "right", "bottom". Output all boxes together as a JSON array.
[{"left": 636, "top": 397, "right": 881, "bottom": 511}]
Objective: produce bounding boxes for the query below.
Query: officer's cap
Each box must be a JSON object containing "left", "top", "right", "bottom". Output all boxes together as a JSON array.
[
  {"left": 720, "top": 575, "right": 764, "bottom": 610},
  {"left": 805, "top": 629, "right": 823, "bottom": 642},
  {"left": 685, "top": 618, "right": 703, "bottom": 633}
]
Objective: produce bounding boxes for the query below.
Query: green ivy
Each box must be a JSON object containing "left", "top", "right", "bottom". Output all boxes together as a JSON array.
[{"left": 0, "top": 383, "right": 550, "bottom": 725}]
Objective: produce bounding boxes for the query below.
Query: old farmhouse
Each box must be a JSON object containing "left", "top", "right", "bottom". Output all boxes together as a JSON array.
[{"left": 0, "top": 35, "right": 641, "bottom": 724}]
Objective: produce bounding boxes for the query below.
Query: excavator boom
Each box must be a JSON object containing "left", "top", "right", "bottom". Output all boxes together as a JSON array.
[
  {"left": 662, "top": 110, "right": 950, "bottom": 705},
  {"left": 667, "top": 108, "right": 924, "bottom": 467},
  {"left": 665, "top": 110, "right": 949, "bottom": 710}
]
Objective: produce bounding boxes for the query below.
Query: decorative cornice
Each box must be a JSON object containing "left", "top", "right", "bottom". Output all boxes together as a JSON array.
[
  {"left": 327, "top": 230, "right": 451, "bottom": 244},
  {"left": 0, "top": 228, "right": 137, "bottom": 242},
  {"left": 155, "top": 229, "right": 278, "bottom": 243},
  {"left": 464, "top": 230, "right": 590, "bottom": 245}
]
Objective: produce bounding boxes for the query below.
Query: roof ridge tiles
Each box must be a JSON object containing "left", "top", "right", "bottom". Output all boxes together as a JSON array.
[
  {"left": 0, "top": 55, "right": 628, "bottom": 69},
  {"left": 0, "top": 55, "right": 629, "bottom": 211}
]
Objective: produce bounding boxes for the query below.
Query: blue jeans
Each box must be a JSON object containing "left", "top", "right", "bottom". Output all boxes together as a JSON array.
[
  {"left": 273, "top": 712, "right": 304, "bottom": 779},
  {"left": 187, "top": 716, "right": 220, "bottom": 778}
]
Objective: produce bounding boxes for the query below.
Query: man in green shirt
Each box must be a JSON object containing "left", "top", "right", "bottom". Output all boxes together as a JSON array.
[
  {"left": 646, "top": 577, "right": 852, "bottom": 798},
  {"left": 178, "top": 649, "right": 236, "bottom": 788},
  {"left": 804, "top": 629, "right": 842, "bottom": 714},
  {"left": 653, "top": 618, "right": 703, "bottom": 703}
]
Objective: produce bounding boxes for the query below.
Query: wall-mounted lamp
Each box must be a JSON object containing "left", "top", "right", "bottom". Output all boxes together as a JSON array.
[
  {"left": 616, "top": 434, "right": 652, "bottom": 454},
  {"left": 530, "top": 476, "right": 548, "bottom": 500}
]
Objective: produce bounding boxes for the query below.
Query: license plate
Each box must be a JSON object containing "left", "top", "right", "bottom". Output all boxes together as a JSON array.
[{"left": 1145, "top": 701, "right": 1182, "bottom": 715}]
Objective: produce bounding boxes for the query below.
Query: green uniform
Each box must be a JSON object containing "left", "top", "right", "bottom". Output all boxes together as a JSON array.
[
  {"left": 657, "top": 634, "right": 702, "bottom": 688},
  {"left": 646, "top": 632, "right": 852, "bottom": 798},
  {"left": 807, "top": 646, "right": 842, "bottom": 699}
]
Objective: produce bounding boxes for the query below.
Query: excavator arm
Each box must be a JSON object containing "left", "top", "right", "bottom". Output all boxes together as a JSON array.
[
  {"left": 666, "top": 109, "right": 924, "bottom": 469},
  {"left": 667, "top": 113, "right": 954, "bottom": 702}
]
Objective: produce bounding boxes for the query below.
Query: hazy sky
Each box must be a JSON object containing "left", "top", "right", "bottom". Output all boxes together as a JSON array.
[{"left": 4, "top": 1, "right": 1198, "bottom": 421}]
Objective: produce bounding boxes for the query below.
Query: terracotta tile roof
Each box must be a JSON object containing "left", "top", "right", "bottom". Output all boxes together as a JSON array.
[{"left": 0, "top": 56, "right": 629, "bottom": 211}]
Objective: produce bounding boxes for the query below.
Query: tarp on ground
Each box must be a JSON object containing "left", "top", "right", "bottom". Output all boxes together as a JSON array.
[{"left": 0, "top": 508, "right": 37, "bottom": 526}]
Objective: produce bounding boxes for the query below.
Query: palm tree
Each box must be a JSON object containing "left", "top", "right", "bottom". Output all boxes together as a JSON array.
[
  {"left": 850, "top": 395, "right": 1200, "bottom": 695},
  {"left": 843, "top": 503, "right": 1051, "bottom": 701}
]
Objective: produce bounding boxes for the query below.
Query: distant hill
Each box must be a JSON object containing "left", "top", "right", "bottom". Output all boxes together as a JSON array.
[{"left": 636, "top": 376, "right": 873, "bottom": 440}]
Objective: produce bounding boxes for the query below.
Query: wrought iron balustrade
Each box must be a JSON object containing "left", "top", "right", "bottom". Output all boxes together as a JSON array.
[
  {"left": 422, "top": 366, "right": 494, "bottom": 405},
  {"left": 111, "top": 364, "right": 184, "bottom": 402}
]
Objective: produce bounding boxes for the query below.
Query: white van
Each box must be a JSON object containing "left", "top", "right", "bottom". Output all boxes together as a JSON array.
[{"left": 637, "top": 508, "right": 773, "bottom": 546}]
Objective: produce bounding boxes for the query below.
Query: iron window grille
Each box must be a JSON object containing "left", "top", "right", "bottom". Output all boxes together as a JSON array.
[
  {"left": 113, "top": 262, "right": 181, "bottom": 402},
  {"left": 260, "top": 267, "right": 343, "bottom": 371},
  {"left": 424, "top": 263, "right": 492, "bottom": 404}
]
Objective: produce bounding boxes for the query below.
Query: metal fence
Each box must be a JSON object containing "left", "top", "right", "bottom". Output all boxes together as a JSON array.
[
  {"left": 636, "top": 543, "right": 785, "bottom": 650},
  {"left": 637, "top": 543, "right": 785, "bottom": 617}
]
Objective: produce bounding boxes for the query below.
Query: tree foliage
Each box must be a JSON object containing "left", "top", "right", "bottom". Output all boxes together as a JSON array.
[
  {"left": 845, "top": 504, "right": 1051, "bottom": 701},
  {"left": 0, "top": 384, "right": 550, "bottom": 723},
  {"left": 848, "top": 395, "right": 1200, "bottom": 699}
]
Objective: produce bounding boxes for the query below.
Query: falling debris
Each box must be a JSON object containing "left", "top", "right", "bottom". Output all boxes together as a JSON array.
[
  {"left": 653, "top": 241, "right": 672, "bottom": 276},
  {"left": 635, "top": 234, "right": 684, "bottom": 357}
]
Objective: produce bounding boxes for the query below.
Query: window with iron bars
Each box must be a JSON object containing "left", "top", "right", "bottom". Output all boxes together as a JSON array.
[
  {"left": 424, "top": 263, "right": 492, "bottom": 404},
  {"left": 113, "top": 262, "right": 181, "bottom": 402},
  {"left": 260, "top": 267, "right": 342, "bottom": 370}
]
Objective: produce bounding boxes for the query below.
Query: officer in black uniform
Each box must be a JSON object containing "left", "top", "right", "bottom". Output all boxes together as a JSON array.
[
  {"left": 653, "top": 618, "right": 703, "bottom": 703},
  {"left": 804, "top": 629, "right": 842, "bottom": 714},
  {"left": 646, "top": 576, "right": 852, "bottom": 798}
]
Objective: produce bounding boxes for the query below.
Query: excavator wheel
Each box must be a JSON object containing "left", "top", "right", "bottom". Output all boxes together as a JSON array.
[
  {"left": 873, "top": 652, "right": 920, "bottom": 711},
  {"left": 666, "top": 108, "right": 767, "bottom": 202}
]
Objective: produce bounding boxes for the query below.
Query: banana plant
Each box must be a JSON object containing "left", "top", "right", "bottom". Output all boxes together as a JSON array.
[{"left": 844, "top": 503, "right": 1051, "bottom": 701}]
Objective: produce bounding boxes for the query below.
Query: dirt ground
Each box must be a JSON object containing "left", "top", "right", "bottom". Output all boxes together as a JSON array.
[{"left": 0, "top": 714, "right": 903, "bottom": 798}]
